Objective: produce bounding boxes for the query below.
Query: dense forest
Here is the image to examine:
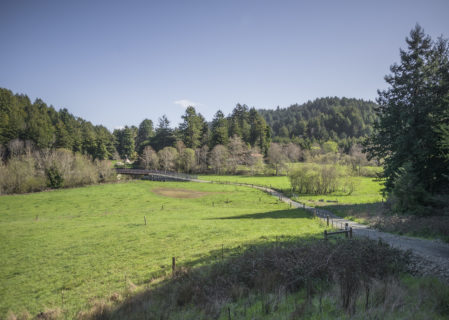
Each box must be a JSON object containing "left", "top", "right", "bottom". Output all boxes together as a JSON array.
[
  {"left": 1, "top": 88, "right": 378, "bottom": 161},
  {"left": 0, "top": 88, "right": 116, "bottom": 160},
  {"left": 259, "top": 97, "right": 377, "bottom": 151}
]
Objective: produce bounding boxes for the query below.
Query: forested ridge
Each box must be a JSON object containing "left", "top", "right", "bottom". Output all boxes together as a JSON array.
[
  {"left": 0, "top": 88, "right": 116, "bottom": 160},
  {"left": 259, "top": 97, "right": 378, "bottom": 148},
  {"left": 1, "top": 88, "right": 377, "bottom": 161}
]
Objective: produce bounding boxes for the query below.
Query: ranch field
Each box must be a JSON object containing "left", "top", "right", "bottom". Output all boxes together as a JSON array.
[{"left": 0, "top": 181, "right": 323, "bottom": 317}]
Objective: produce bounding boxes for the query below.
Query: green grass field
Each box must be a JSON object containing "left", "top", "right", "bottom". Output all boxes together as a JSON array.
[
  {"left": 0, "top": 181, "right": 323, "bottom": 318},
  {"left": 294, "top": 176, "right": 384, "bottom": 205},
  {"left": 199, "top": 175, "right": 291, "bottom": 191},
  {"left": 199, "top": 174, "right": 384, "bottom": 205}
]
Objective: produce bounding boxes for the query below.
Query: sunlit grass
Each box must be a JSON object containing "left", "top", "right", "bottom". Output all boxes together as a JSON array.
[
  {"left": 0, "top": 180, "right": 322, "bottom": 317},
  {"left": 199, "top": 174, "right": 384, "bottom": 205}
]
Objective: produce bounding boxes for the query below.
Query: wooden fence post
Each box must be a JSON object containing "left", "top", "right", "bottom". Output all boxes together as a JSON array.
[
  {"left": 349, "top": 227, "right": 353, "bottom": 239},
  {"left": 172, "top": 257, "right": 176, "bottom": 273},
  {"left": 326, "top": 215, "right": 329, "bottom": 227},
  {"left": 324, "top": 230, "right": 328, "bottom": 240}
]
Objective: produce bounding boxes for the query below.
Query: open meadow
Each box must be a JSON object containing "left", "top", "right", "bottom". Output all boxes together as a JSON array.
[
  {"left": 199, "top": 173, "right": 384, "bottom": 205},
  {"left": 0, "top": 180, "right": 323, "bottom": 317}
]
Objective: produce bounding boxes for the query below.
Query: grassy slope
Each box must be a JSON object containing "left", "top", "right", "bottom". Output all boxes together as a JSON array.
[{"left": 0, "top": 181, "right": 323, "bottom": 317}]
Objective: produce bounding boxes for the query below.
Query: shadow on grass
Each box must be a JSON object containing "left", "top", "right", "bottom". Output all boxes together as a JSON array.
[
  {"left": 209, "top": 208, "right": 314, "bottom": 220},
  {"left": 80, "top": 234, "right": 414, "bottom": 320}
]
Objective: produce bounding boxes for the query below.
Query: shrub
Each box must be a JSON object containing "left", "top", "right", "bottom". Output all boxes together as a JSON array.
[
  {"left": 45, "top": 165, "right": 64, "bottom": 188},
  {"left": 289, "top": 164, "right": 345, "bottom": 194}
]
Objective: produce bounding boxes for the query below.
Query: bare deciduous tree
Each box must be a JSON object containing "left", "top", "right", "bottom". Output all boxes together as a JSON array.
[
  {"left": 195, "top": 145, "right": 209, "bottom": 173},
  {"left": 8, "top": 139, "right": 25, "bottom": 157},
  {"left": 141, "top": 146, "right": 159, "bottom": 170},
  {"left": 283, "top": 142, "right": 302, "bottom": 162},
  {"left": 267, "top": 143, "right": 287, "bottom": 176},
  {"left": 246, "top": 146, "right": 264, "bottom": 175},
  {"left": 209, "top": 144, "right": 228, "bottom": 174},
  {"left": 227, "top": 135, "right": 248, "bottom": 173},
  {"left": 158, "top": 147, "right": 178, "bottom": 172}
]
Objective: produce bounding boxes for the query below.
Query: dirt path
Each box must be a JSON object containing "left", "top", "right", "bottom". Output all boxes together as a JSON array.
[{"left": 195, "top": 179, "right": 449, "bottom": 281}]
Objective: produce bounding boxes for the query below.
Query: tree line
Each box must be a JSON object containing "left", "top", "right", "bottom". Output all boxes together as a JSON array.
[
  {"left": 112, "top": 104, "right": 271, "bottom": 161},
  {"left": 1, "top": 88, "right": 379, "bottom": 165},
  {"left": 0, "top": 88, "right": 116, "bottom": 160}
]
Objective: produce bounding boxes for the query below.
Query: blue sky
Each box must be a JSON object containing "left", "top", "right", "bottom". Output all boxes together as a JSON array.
[{"left": 1, "top": 0, "right": 448, "bottom": 130}]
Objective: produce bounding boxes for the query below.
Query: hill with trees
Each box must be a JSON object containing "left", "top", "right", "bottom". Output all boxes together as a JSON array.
[{"left": 258, "top": 97, "right": 378, "bottom": 151}]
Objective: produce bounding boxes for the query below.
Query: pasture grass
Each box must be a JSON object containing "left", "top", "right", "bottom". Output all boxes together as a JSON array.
[
  {"left": 294, "top": 176, "right": 384, "bottom": 206},
  {"left": 0, "top": 180, "right": 323, "bottom": 318},
  {"left": 199, "top": 174, "right": 384, "bottom": 205}
]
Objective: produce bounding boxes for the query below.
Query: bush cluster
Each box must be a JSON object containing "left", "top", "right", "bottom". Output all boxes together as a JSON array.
[
  {"left": 289, "top": 164, "right": 353, "bottom": 195},
  {"left": 0, "top": 148, "right": 116, "bottom": 194}
]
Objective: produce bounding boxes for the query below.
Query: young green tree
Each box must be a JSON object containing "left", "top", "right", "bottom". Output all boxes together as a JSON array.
[
  {"left": 364, "top": 25, "right": 449, "bottom": 212},
  {"left": 249, "top": 108, "right": 271, "bottom": 154},
  {"left": 113, "top": 126, "right": 136, "bottom": 160},
  {"left": 136, "top": 119, "right": 154, "bottom": 153},
  {"left": 179, "top": 106, "right": 204, "bottom": 149},
  {"left": 210, "top": 110, "right": 228, "bottom": 147}
]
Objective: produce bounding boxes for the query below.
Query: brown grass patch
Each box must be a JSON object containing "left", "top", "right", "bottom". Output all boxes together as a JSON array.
[{"left": 151, "top": 187, "right": 220, "bottom": 199}]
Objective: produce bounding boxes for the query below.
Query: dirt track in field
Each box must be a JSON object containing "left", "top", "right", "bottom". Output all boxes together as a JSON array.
[{"left": 151, "top": 187, "right": 223, "bottom": 198}]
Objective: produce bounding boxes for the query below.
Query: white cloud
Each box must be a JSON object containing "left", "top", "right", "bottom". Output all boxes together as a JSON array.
[{"left": 174, "top": 99, "right": 199, "bottom": 108}]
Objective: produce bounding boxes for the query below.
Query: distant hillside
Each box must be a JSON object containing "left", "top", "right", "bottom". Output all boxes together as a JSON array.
[{"left": 259, "top": 97, "right": 378, "bottom": 147}]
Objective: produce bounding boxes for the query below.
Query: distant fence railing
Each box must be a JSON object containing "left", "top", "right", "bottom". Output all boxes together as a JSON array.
[
  {"left": 208, "top": 179, "right": 354, "bottom": 240},
  {"left": 115, "top": 168, "right": 198, "bottom": 180}
]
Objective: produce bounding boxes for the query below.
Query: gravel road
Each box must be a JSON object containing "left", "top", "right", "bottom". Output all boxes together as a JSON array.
[{"left": 208, "top": 181, "right": 449, "bottom": 282}]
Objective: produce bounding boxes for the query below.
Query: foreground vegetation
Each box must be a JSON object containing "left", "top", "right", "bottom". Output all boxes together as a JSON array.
[
  {"left": 0, "top": 180, "right": 323, "bottom": 318},
  {"left": 79, "top": 239, "right": 448, "bottom": 320}
]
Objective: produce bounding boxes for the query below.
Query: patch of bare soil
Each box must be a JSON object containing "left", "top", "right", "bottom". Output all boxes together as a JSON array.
[{"left": 152, "top": 187, "right": 219, "bottom": 198}]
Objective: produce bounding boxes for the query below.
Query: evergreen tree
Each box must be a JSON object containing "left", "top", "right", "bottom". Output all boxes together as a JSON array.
[
  {"left": 179, "top": 106, "right": 203, "bottom": 149},
  {"left": 136, "top": 119, "right": 154, "bottom": 153},
  {"left": 151, "top": 115, "right": 176, "bottom": 151},
  {"left": 210, "top": 110, "right": 228, "bottom": 147},
  {"left": 364, "top": 25, "right": 449, "bottom": 212}
]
